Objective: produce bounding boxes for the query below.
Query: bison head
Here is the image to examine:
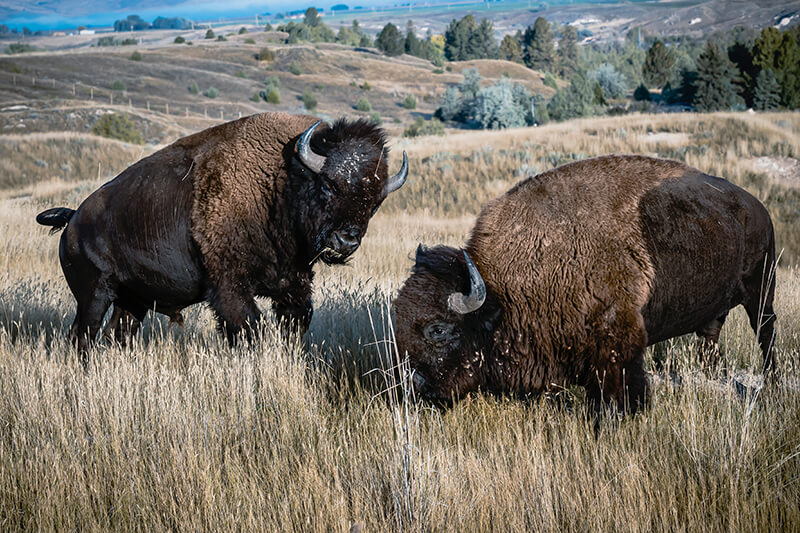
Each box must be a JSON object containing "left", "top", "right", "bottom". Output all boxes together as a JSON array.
[
  {"left": 294, "top": 118, "right": 407, "bottom": 265},
  {"left": 393, "top": 245, "right": 502, "bottom": 402}
]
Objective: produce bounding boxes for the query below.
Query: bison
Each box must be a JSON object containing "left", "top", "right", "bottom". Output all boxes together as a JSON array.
[
  {"left": 394, "top": 155, "right": 776, "bottom": 413},
  {"left": 36, "top": 112, "right": 407, "bottom": 354}
]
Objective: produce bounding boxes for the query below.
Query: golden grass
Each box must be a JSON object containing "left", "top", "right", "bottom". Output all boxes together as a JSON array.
[{"left": 0, "top": 112, "right": 799, "bottom": 531}]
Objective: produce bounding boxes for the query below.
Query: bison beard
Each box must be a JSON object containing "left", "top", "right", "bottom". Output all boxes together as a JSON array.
[
  {"left": 394, "top": 155, "right": 777, "bottom": 415},
  {"left": 36, "top": 112, "right": 408, "bottom": 358}
]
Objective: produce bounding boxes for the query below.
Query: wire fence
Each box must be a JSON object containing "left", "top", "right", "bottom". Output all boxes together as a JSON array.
[{"left": 0, "top": 68, "right": 256, "bottom": 122}]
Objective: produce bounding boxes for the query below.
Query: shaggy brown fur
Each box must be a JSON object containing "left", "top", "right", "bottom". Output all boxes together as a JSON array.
[
  {"left": 394, "top": 155, "right": 776, "bottom": 413},
  {"left": 37, "top": 112, "right": 404, "bottom": 356}
]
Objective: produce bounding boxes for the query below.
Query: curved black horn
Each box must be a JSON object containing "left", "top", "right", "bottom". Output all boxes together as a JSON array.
[
  {"left": 297, "top": 121, "right": 326, "bottom": 173},
  {"left": 448, "top": 251, "right": 486, "bottom": 314},
  {"left": 383, "top": 151, "right": 408, "bottom": 195}
]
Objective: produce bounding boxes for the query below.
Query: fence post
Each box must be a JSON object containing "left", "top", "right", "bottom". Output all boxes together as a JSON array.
[
  {"left": 72, "top": 83, "right": 76, "bottom": 95},
  {"left": 32, "top": 77, "right": 36, "bottom": 86},
  {"left": 165, "top": 103, "right": 169, "bottom": 115},
  {"left": 147, "top": 101, "right": 150, "bottom": 111},
  {"left": 90, "top": 87, "right": 94, "bottom": 99},
  {"left": 110, "top": 92, "right": 113, "bottom": 105},
  {"left": 52, "top": 79, "right": 55, "bottom": 88}
]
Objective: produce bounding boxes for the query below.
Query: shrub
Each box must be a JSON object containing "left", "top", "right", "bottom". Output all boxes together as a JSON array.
[
  {"left": 234, "top": 70, "right": 248, "bottom": 78},
  {"left": 265, "top": 87, "right": 280, "bottom": 103},
  {"left": 111, "top": 80, "right": 126, "bottom": 91},
  {"left": 129, "top": 51, "right": 142, "bottom": 61},
  {"left": 355, "top": 96, "right": 372, "bottom": 112},
  {"left": 244, "top": 38, "right": 256, "bottom": 44},
  {"left": 360, "top": 81, "right": 371, "bottom": 91},
  {"left": 258, "top": 47, "right": 275, "bottom": 61},
  {"left": 250, "top": 93, "right": 261, "bottom": 102},
  {"left": 96, "top": 36, "right": 118, "bottom": 46},
  {"left": 588, "top": 63, "right": 627, "bottom": 99},
  {"left": 216, "top": 35, "right": 226, "bottom": 42},
  {"left": 288, "top": 61, "right": 302, "bottom": 75},
  {"left": 120, "top": 38, "right": 137, "bottom": 46},
  {"left": 92, "top": 113, "right": 143, "bottom": 144},
  {"left": 205, "top": 29, "right": 215, "bottom": 39},
  {"left": 472, "top": 78, "right": 530, "bottom": 129},
  {"left": 403, "top": 116, "right": 445, "bottom": 137},
  {"left": 401, "top": 94, "right": 417, "bottom": 109},
  {"left": 369, "top": 112, "right": 382, "bottom": 124},
  {"left": 5, "top": 43, "right": 38, "bottom": 54},
  {"left": 239, "top": 27, "right": 248, "bottom": 34},
  {"left": 203, "top": 87, "right": 219, "bottom": 98},
  {"left": 543, "top": 72, "right": 558, "bottom": 90},
  {"left": 633, "top": 83, "right": 651, "bottom": 101},
  {"left": 301, "top": 88, "right": 317, "bottom": 110},
  {"left": 188, "top": 81, "right": 200, "bottom": 95},
  {"left": 264, "top": 75, "right": 281, "bottom": 89},
  {"left": 174, "top": 36, "right": 185, "bottom": 44}
]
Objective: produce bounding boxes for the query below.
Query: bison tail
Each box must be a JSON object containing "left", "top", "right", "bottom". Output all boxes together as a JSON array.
[{"left": 36, "top": 207, "right": 76, "bottom": 235}]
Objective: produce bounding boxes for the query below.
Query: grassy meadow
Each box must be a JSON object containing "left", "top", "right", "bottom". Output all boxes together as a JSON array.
[{"left": 0, "top": 112, "right": 799, "bottom": 531}]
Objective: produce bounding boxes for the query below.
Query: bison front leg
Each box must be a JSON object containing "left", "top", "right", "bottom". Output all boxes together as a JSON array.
[
  {"left": 272, "top": 278, "right": 313, "bottom": 336},
  {"left": 586, "top": 309, "right": 650, "bottom": 416},
  {"left": 208, "top": 283, "right": 262, "bottom": 344}
]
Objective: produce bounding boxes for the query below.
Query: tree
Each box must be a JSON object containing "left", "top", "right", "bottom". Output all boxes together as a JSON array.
[
  {"left": 205, "top": 29, "right": 215, "bottom": 39},
  {"left": 472, "top": 78, "right": 530, "bottom": 129},
  {"left": 642, "top": 40, "right": 675, "bottom": 89},
  {"left": 728, "top": 35, "right": 758, "bottom": 107},
  {"left": 557, "top": 25, "right": 579, "bottom": 77},
  {"left": 444, "top": 15, "right": 477, "bottom": 61},
  {"left": 693, "top": 41, "right": 738, "bottom": 111},
  {"left": 405, "top": 21, "right": 423, "bottom": 57},
  {"left": 523, "top": 17, "right": 555, "bottom": 72},
  {"left": 376, "top": 23, "right": 404, "bottom": 56},
  {"left": 438, "top": 87, "right": 463, "bottom": 121},
  {"left": 499, "top": 34, "right": 523, "bottom": 64},
  {"left": 304, "top": 8, "right": 321, "bottom": 27},
  {"left": 589, "top": 63, "right": 626, "bottom": 99},
  {"left": 466, "top": 18, "right": 498, "bottom": 59},
  {"left": 753, "top": 69, "right": 781, "bottom": 110},
  {"left": 547, "top": 70, "right": 597, "bottom": 121},
  {"left": 755, "top": 27, "right": 800, "bottom": 108}
]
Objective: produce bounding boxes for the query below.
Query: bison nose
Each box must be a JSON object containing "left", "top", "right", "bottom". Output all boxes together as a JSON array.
[{"left": 332, "top": 229, "right": 360, "bottom": 255}]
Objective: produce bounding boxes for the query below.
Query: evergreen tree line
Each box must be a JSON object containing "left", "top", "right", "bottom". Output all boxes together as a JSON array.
[
  {"left": 113, "top": 14, "right": 193, "bottom": 31},
  {"left": 275, "top": 8, "right": 372, "bottom": 46}
]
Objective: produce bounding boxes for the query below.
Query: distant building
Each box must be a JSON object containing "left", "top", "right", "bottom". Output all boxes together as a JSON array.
[{"left": 79, "top": 29, "right": 96, "bottom": 35}]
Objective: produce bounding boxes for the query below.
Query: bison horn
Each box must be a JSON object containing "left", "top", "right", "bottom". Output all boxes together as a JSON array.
[
  {"left": 383, "top": 151, "right": 408, "bottom": 195},
  {"left": 297, "top": 121, "right": 327, "bottom": 173},
  {"left": 448, "top": 251, "right": 486, "bottom": 315}
]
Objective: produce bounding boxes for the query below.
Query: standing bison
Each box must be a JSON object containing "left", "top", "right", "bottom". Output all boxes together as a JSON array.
[
  {"left": 394, "top": 155, "right": 776, "bottom": 413},
  {"left": 37, "top": 112, "right": 407, "bottom": 353}
]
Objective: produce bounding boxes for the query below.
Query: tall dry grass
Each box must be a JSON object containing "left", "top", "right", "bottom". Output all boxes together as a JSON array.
[{"left": 0, "top": 112, "right": 799, "bottom": 531}]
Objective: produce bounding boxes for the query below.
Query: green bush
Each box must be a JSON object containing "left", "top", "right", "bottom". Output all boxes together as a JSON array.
[
  {"left": 130, "top": 51, "right": 142, "bottom": 61},
  {"left": 258, "top": 47, "right": 275, "bottom": 61},
  {"left": 188, "top": 81, "right": 200, "bottom": 95},
  {"left": 92, "top": 113, "right": 143, "bottom": 144},
  {"left": 96, "top": 36, "right": 118, "bottom": 46},
  {"left": 250, "top": 93, "right": 261, "bottom": 102},
  {"left": 111, "top": 80, "right": 126, "bottom": 91},
  {"left": 203, "top": 87, "right": 219, "bottom": 98},
  {"left": 173, "top": 36, "right": 185, "bottom": 44},
  {"left": 403, "top": 116, "right": 445, "bottom": 137},
  {"left": 369, "top": 112, "right": 382, "bottom": 124},
  {"left": 244, "top": 38, "right": 256, "bottom": 44},
  {"left": 633, "top": 83, "right": 651, "bottom": 101},
  {"left": 355, "top": 96, "right": 372, "bottom": 112},
  {"left": 5, "top": 43, "right": 38, "bottom": 54},
  {"left": 301, "top": 88, "right": 317, "bottom": 110},
  {"left": 205, "top": 29, "right": 215, "bottom": 39},
  {"left": 360, "top": 81, "right": 371, "bottom": 91},
  {"left": 120, "top": 38, "right": 137, "bottom": 46},
  {"left": 264, "top": 75, "right": 281, "bottom": 89},
  {"left": 234, "top": 70, "right": 248, "bottom": 78},
  {"left": 288, "top": 61, "right": 302, "bottom": 75},
  {"left": 401, "top": 94, "right": 417, "bottom": 109},
  {"left": 265, "top": 87, "right": 280, "bottom": 103},
  {"left": 543, "top": 72, "right": 558, "bottom": 90},
  {"left": 216, "top": 35, "right": 226, "bottom": 42}
]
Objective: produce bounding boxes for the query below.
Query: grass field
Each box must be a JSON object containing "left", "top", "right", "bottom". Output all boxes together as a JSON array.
[{"left": 0, "top": 111, "right": 799, "bottom": 531}]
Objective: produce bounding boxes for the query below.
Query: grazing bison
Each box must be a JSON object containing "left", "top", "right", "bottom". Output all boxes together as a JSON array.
[
  {"left": 394, "top": 155, "right": 776, "bottom": 413},
  {"left": 37, "top": 112, "right": 408, "bottom": 353}
]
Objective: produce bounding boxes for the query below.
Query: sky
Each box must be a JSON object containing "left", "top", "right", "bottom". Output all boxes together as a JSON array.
[{"left": 1, "top": 0, "right": 394, "bottom": 31}]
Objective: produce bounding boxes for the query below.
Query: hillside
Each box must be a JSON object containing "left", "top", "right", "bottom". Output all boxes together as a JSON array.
[{"left": 0, "top": 36, "right": 554, "bottom": 146}]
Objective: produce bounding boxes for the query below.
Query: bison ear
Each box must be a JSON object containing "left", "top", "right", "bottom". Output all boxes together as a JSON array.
[{"left": 414, "top": 243, "right": 428, "bottom": 262}]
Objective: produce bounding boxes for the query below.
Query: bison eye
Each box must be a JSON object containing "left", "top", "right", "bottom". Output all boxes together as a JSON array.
[{"left": 423, "top": 322, "right": 454, "bottom": 344}]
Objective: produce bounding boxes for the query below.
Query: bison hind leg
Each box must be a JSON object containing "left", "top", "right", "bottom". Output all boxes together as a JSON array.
[
  {"left": 695, "top": 313, "right": 728, "bottom": 371},
  {"left": 103, "top": 303, "right": 147, "bottom": 346}
]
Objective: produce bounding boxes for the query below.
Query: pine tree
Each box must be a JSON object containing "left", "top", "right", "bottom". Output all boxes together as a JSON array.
[
  {"left": 693, "top": 41, "right": 738, "bottom": 111},
  {"left": 557, "top": 25, "right": 579, "bottom": 78},
  {"left": 303, "top": 8, "right": 321, "bottom": 28},
  {"left": 405, "top": 21, "right": 423, "bottom": 57},
  {"left": 753, "top": 69, "right": 781, "bottom": 110},
  {"left": 466, "top": 19, "right": 498, "bottom": 59},
  {"left": 499, "top": 34, "right": 523, "bottom": 64},
  {"left": 444, "top": 15, "right": 477, "bottom": 61},
  {"left": 376, "top": 23, "right": 404, "bottom": 56},
  {"left": 642, "top": 40, "right": 676, "bottom": 89},
  {"left": 523, "top": 17, "right": 555, "bottom": 72}
]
